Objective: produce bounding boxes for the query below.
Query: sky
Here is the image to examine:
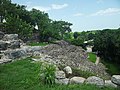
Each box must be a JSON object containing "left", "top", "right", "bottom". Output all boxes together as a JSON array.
[{"left": 12, "top": 0, "right": 120, "bottom": 32}]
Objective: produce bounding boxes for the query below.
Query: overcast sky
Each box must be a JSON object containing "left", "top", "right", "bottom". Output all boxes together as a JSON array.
[{"left": 12, "top": 0, "right": 120, "bottom": 32}]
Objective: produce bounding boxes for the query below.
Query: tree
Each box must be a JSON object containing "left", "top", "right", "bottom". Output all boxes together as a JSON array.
[
  {"left": 73, "top": 32, "right": 80, "bottom": 39},
  {"left": 5, "top": 14, "right": 33, "bottom": 41},
  {"left": 93, "top": 29, "right": 120, "bottom": 64}
]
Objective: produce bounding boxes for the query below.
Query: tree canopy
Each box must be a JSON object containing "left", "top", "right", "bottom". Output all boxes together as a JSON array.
[{"left": 0, "top": 0, "right": 72, "bottom": 42}]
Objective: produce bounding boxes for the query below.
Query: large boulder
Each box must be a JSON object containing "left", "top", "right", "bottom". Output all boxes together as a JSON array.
[
  {"left": 0, "top": 41, "right": 8, "bottom": 50},
  {"left": 105, "top": 80, "right": 117, "bottom": 88},
  {"left": 0, "top": 31, "right": 4, "bottom": 39},
  {"left": 85, "top": 76, "right": 104, "bottom": 87},
  {"left": 4, "top": 49, "right": 27, "bottom": 59},
  {"left": 55, "top": 78, "right": 69, "bottom": 85},
  {"left": 55, "top": 71, "right": 66, "bottom": 79},
  {"left": 111, "top": 75, "right": 120, "bottom": 86},
  {"left": 3, "top": 34, "right": 18, "bottom": 41},
  {"left": 70, "top": 77, "right": 86, "bottom": 84}
]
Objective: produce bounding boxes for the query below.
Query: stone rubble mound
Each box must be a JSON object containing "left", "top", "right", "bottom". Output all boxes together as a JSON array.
[
  {"left": 0, "top": 32, "right": 109, "bottom": 79},
  {"left": 34, "top": 40, "right": 110, "bottom": 79}
]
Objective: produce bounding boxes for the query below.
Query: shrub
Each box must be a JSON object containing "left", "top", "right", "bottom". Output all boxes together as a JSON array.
[{"left": 40, "top": 63, "right": 56, "bottom": 85}]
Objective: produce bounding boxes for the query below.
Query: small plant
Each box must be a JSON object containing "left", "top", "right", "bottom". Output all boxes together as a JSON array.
[
  {"left": 40, "top": 63, "right": 56, "bottom": 85},
  {"left": 72, "top": 68, "right": 96, "bottom": 78}
]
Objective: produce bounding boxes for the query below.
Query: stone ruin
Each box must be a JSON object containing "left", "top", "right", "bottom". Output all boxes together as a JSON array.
[
  {"left": 1, "top": 31, "right": 120, "bottom": 88},
  {"left": 0, "top": 31, "right": 109, "bottom": 79}
]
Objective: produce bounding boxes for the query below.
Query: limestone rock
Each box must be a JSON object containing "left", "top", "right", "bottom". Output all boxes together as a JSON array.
[
  {"left": 26, "top": 46, "right": 42, "bottom": 53},
  {"left": 0, "top": 31, "right": 4, "bottom": 39},
  {"left": 111, "top": 75, "right": 120, "bottom": 86},
  {"left": 55, "top": 71, "right": 66, "bottom": 79},
  {"left": 4, "top": 49, "right": 27, "bottom": 59},
  {"left": 8, "top": 40, "right": 20, "bottom": 49},
  {"left": 64, "top": 66, "right": 72, "bottom": 74},
  {"left": 55, "top": 78, "right": 69, "bottom": 85},
  {"left": 3, "top": 34, "right": 18, "bottom": 41},
  {"left": 0, "top": 41, "right": 8, "bottom": 50},
  {"left": 85, "top": 76, "right": 104, "bottom": 87},
  {"left": 70, "top": 77, "right": 86, "bottom": 84},
  {"left": 0, "top": 58, "right": 12, "bottom": 64},
  {"left": 105, "top": 80, "right": 117, "bottom": 88}
]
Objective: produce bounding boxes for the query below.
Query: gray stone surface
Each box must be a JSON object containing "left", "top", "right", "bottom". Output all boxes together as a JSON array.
[
  {"left": 105, "top": 80, "right": 117, "bottom": 88},
  {"left": 0, "top": 41, "right": 8, "bottom": 50},
  {"left": 85, "top": 76, "right": 105, "bottom": 87},
  {"left": 8, "top": 40, "right": 20, "bottom": 49},
  {"left": 4, "top": 49, "right": 27, "bottom": 59},
  {"left": 3, "top": 34, "right": 18, "bottom": 41},
  {"left": 0, "top": 31, "right": 4, "bottom": 39},
  {"left": 70, "top": 77, "right": 86, "bottom": 84},
  {"left": 55, "top": 71, "right": 66, "bottom": 79},
  {"left": 111, "top": 75, "right": 120, "bottom": 86},
  {"left": 55, "top": 78, "right": 69, "bottom": 85},
  {"left": 64, "top": 66, "right": 72, "bottom": 74}
]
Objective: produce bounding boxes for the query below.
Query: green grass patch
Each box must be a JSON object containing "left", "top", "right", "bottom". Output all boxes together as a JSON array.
[
  {"left": 0, "top": 58, "right": 117, "bottom": 90},
  {"left": 102, "top": 60, "right": 120, "bottom": 75},
  {"left": 28, "top": 42, "right": 48, "bottom": 46},
  {"left": 88, "top": 52, "right": 96, "bottom": 63}
]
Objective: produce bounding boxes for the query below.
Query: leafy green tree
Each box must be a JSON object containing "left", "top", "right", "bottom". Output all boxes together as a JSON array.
[
  {"left": 93, "top": 29, "right": 120, "bottom": 64},
  {"left": 5, "top": 15, "right": 33, "bottom": 41},
  {"left": 73, "top": 32, "right": 80, "bottom": 39}
]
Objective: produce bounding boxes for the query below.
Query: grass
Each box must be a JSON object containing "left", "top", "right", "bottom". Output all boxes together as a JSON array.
[
  {"left": 88, "top": 52, "right": 96, "bottom": 63},
  {"left": 72, "top": 68, "right": 96, "bottom": 78},
  {"left": 0, "top": 58, "right": 117, "bottom": 90},
  {"left": 28, "top": 42, "right": 48, "bottom": 46},
  {"left": 102, "top": 60, "right": 120, "bottom": 75}
]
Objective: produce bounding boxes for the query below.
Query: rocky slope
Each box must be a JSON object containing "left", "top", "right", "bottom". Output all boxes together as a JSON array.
[{"left": 0, "top": 32, "right": 110, "bottom": 79}]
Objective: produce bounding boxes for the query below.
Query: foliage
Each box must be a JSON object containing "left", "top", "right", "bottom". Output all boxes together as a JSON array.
[
  {"left": 93, "top": 29, "right": 120, "bottom": 64},
  {"left": 0, "top": 59, "right": 117, "bottom": 90},
  {"left": 73, "top": 32, "right": 80, "bottom": 39},
  {"left": 5, "top": 15, "right": 33, "bottom": 41},
  {"left": 0, "top": 0, "right": 73, "bottom": 42},
  {"left": 40, "top": 63, "right": 56, "bottom": 85},
  {"left": 88, "top": 52, "right": 96, "bottom": 63},
  {"left": 28, "top": 42, "right": 48, "bottom": 46},
  {"left": 102, "top": 60, "right": 120, "bottom": 75},
  {"left": 72, "top": 68, "right": 96, "bottom": 78}
]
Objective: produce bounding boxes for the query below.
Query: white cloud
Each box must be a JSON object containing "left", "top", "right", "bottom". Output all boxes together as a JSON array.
[
  {"left": 73, "top": 13, "right": 83, "bottom": 16},
  {"left": 91, "top": 8, "right": 120, "bottom": 16},
  {"left": 26, "top": 3, "right": 68, "bottom": 11},
  {"left": 29, "top": 6, "right": 51, "bottom": 11},
  {"left": 51, "top": 4, "right": 68, "bottom": 9}
]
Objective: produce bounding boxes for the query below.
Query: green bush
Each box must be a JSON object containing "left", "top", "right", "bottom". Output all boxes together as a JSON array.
[{"left": 40, "top": 63, "right": 56, "bottom": 85}]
